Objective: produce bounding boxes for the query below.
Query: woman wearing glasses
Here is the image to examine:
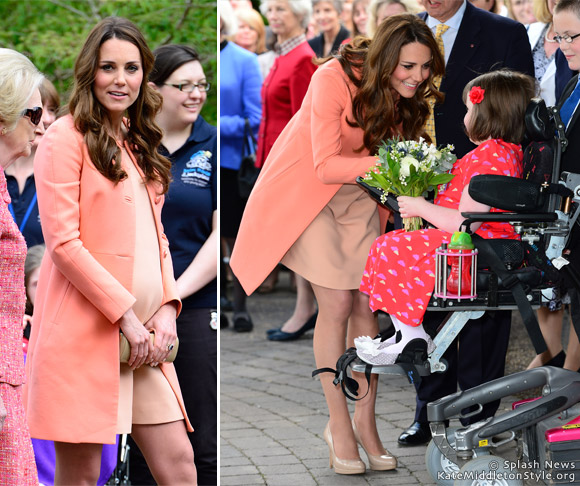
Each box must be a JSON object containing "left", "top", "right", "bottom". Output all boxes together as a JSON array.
[
  {"left": 24, "top": 18, "right": 196, "bottom": 484},
  {"left": 124, "top": 44, "right": 218, "bottom": 485},
  {"left": 0, "top": 47, "right": 43, "bottom": 485}
]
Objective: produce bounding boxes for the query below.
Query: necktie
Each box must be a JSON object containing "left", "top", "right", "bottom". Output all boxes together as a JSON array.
[
  {"left": 424, "top": 23, "right": 449, "bottom": 145},
  {"left": 560, "top": 78, "right": 580, "bottom": 128}
]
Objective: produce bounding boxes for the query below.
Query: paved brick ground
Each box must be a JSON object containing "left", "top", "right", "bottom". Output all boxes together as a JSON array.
[{"left": 220, "top": 271, "right": 545, "bottom": 485}]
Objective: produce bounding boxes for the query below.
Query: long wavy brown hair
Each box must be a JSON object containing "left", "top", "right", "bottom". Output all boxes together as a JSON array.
[
  {"left": 320, "top": 13, "right": 445, "bottom": 153},
  {"left": 68, "top": 17, "right": 171, "bottom": 194}
]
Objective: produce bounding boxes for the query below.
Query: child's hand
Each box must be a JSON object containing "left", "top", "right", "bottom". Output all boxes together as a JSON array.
[{"left": 398, "top": 196, "right": 429, "bottom": 219}]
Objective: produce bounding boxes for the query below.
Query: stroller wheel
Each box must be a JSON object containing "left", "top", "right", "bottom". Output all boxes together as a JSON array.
[
  {"left": 455, "top": 456, "right": 522, "bottom": 486},
  {"left": 426, "top": 427, "right": 490, "bottom": 486}
]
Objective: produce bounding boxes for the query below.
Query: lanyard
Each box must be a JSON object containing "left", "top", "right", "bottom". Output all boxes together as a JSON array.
[{"left": 8, "top": 192, "right": 38, "bottom": 232}]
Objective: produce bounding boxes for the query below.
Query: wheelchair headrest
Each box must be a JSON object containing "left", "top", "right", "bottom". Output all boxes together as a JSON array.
[{"left": 525, "top": 98, "right": 554, "bottom": 142}]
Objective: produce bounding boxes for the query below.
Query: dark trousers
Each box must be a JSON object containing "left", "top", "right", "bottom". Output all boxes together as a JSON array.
[
  {"left": 128, "top": 307, "right": 217, "bottom": 485},
  {"left": 415, "top": 310, "right": 512, "bottom": 425}
]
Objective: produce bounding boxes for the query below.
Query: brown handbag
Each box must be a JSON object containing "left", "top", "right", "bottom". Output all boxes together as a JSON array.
[{"left": 119, "top": 331, "right": 179, "bottom": 363}]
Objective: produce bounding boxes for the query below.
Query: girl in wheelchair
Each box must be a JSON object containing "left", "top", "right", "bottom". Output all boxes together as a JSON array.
[{"left": 357, "top": 70, "right": 537, "bottom": 365}]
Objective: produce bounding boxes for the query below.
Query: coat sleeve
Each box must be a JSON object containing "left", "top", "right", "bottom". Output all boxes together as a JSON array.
[
  {"left": 219, "top": 52, "right": 263, "bottom": 136},
  {"left": 34, "top": 120, "right": 136, "bottom": 324},
  {"left": 310, "top": 66, "right": 377, "bottom": 184}
]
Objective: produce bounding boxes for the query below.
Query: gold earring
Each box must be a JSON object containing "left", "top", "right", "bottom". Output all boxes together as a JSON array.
[{"left": 0, "top": 128, "right": 6, "bottom": 136}]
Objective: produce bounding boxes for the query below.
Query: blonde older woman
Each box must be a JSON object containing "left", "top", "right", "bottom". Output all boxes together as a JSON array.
[
  {"left": 0, "top": 47, "right": 43, "bottom": 485},
  {"left": 505, "top": 0, "right": 536, "bottom": 24},
  {"left": 233, "top": 7, "right": 268, "bottom": 54},
  {"left": 366, "top": 0, "right": 421, "bottom": 37}
]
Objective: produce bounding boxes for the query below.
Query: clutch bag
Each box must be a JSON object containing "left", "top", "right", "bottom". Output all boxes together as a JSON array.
[{"left": 119, "top": 331, "right": 179, "bottom": 363}]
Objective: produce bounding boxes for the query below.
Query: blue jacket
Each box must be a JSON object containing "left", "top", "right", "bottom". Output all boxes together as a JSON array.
[{"left": 220, "top": 41, "right": 262, "bottom": 170}]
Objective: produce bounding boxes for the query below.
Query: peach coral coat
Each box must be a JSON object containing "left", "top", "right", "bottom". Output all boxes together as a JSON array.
[
  {"left": 230, "top": 59, "right": 390, "bottom": 295},
  {"left": 24, "top": 115, "right": 191, "bottom": 444}
]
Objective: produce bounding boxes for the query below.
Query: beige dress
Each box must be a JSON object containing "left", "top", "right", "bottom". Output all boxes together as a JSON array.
[
  {"left": 281, "top": 183, "right": 380, "bottom": 290},
  {"left": 117, "top": 149, "right": 183, "bottom": 433}
]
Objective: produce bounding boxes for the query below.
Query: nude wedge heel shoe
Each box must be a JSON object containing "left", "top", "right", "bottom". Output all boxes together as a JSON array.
[
  {"left": 352, "top": 419, "right": 397, "bottom": 471},
  {"left": 323, "top": 422, "right": 366, "bottom": 475}
]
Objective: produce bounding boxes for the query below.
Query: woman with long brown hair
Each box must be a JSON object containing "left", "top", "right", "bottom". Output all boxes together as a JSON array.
[
  {"left": 231, "top": 14, "right": 444, "bottom": 475},
  {"left": 24, "top": 17, "right": 196, "bottom": 485}
]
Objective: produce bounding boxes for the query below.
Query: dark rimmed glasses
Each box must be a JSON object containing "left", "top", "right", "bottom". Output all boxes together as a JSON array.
[
  {"left": 164, "top": 82, "right": 211, "bottom": 93},
  {"left": 553, "top": 32, "right": 580, "bottom": 44},
  {"left": 22, "top": 107, "right": 43, "bottom": 126}
]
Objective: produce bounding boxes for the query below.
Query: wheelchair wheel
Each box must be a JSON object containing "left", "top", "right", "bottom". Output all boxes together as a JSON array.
[
  {"left": 426, "top": 428, "right": 490, "bottom": 486},
  {"left": 454, "top": 456, "right": 522, "bottom": 486}
]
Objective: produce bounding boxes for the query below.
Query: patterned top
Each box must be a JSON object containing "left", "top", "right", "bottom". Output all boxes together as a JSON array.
[
  {"left": 275, "top": 34, "right": 307, "bottom": 56},
  {"left": 532, "top": 24, "right": 553, "bottom": 83},
  {"left": 435, "top": 139, "right": 523, "bottom": 240},
  {"left": 0, "top": 167, "right": 27, "bottom": 386}
]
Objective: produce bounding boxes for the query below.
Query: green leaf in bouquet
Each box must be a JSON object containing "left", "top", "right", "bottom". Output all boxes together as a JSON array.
[{"left": 429, "top": 173, "right": 455, "bottom": 186}]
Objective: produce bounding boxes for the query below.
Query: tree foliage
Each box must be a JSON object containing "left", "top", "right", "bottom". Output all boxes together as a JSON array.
[{"left": 0, "top": 0, "right": 217, "bottom": 124}]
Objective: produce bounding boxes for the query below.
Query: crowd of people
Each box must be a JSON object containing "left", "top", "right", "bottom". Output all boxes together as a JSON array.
[{"left": 226, "top": 0, "right": 580, "bottom": 478}]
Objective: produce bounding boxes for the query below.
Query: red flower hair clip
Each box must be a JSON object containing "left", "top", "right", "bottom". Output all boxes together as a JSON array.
[{"left": 469, "top": 86, "right": 485, "bottom": 104}]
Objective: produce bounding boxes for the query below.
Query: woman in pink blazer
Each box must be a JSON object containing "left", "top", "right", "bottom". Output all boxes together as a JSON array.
[
  {"left": 231, "top": 14, "right": 444, "bottom": 475},
  {"left": 0, "top": 47, "right": 44, "bottom": 486},
  {"left": 24, "top": 18, "right": 196, "bottom": 485}
]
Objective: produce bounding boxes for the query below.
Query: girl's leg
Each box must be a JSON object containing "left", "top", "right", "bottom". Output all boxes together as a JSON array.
[
  {"left": 278, "top": 275, "right": 317, "bottom": 333},
  {"left": 527, "top": 307, "right": 564, "bottom": 369},
  {"left": 54, "top": 442, "right": 103, "bottom": 485},
  {"left": 311, "top": 283, "right": 360, "bottom": 461},
  {"left": 380, "top": 315, "right": 430, "bottom": 355},
  {"left": 131, "top": 420, "right": 197, "bottom": 485},
  {"left": 348, "top": 291, "right": 386, "bottom": 456}
]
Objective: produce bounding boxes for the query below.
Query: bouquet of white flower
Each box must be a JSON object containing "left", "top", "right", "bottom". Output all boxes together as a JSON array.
[{"left": 363, "top": 138, "right": 456, "bottom": 231}]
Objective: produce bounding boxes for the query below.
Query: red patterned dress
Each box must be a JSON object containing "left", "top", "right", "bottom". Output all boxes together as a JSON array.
[
  {"left": 0, "top": 168, "right": 38, "bottom": 484},
  {"left": 359, "top": 139, "right": 523, "bottom": 327}
]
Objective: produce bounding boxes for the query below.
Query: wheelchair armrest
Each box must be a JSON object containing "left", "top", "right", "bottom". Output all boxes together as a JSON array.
[{"left": 460, "top": 211, "right": 558, "bottom": 226}]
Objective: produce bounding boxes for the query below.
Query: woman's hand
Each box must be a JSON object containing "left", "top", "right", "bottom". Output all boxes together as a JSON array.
[
  {"left": 22, "top": 314, "right": 33, "bottom": 331},
  {"left": 144, "top": 302, "right": 178, "bottom": 367},
  {"left": 117, "top": 309, "right": 151, "bottom": 370},
  {"left": 398, "top": 196, "right": 429, "bottom": 219},
  {"left": 0, "top": 395, "right": 6, "bottom": 432}
]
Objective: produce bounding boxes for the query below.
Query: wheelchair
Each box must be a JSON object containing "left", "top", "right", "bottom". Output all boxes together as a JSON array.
[{"left": 335, "top": 98, "right": 580, "bottom": 485}]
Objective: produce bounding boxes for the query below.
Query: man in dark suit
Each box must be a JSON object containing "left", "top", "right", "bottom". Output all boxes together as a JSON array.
[{"left": 398, "top": 0, "right": 535, "bottom": 446}]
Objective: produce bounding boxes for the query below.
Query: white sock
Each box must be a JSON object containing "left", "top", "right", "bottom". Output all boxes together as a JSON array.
[
  {"left": 383, "top": 321, "right": 429, "bottom": 355},
  {"left": 382, "top": 316, "right": 401, "bottom": 345}
]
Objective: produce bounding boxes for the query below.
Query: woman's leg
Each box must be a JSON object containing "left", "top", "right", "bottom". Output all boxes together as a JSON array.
[
  {"left": 54, "top": 442, "right": 103, "bottom": 485},
  {"left": 131, "top": 420, "right": 196, "bottom": 485},
  {"left": 278, "top": 275, "right": 317, "bottom": 333},
  {"left": 311, "top": 283, "right": 360, "bottom": 460},
  {"left": 527, "top": 307, "right": 564, "bottom": 369},
  {"left": 564, "top": 319, "right": 580, "bottom": 371},
  {"left": 348, "top": 291, "right": 386, "bottom": 456}
]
